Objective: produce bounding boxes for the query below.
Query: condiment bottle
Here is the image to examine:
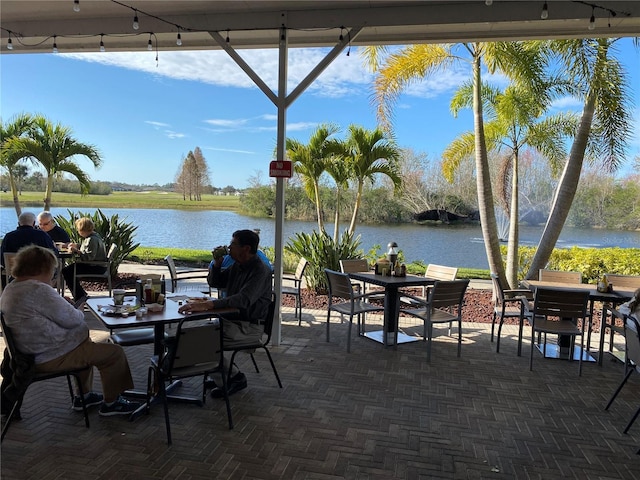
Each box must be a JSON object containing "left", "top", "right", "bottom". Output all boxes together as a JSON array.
[{"left": 144, "top": 278, "right": 154, "bottom": 304}]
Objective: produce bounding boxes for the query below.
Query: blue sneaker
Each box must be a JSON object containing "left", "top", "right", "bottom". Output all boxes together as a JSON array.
[
  {"left": 98, "top": 396, "right": 141, "bottom": 417},
  {"left": 72, "top": 392, "right": 104, "bottom": 411}
]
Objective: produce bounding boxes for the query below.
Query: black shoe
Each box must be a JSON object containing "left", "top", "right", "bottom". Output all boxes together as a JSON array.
[
  {"left": 211, "top": 373, "right": 247, "bottom": 398},
  {"left": 99, "top": 396, "right": 141, "bottom": 417},
  {"left": 72, "top": 392, "right": 104, "bottom": 411}
]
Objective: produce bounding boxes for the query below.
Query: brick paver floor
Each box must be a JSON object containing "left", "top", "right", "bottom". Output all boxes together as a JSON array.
[{"left": 2, "top": 294, "right": 639, "bottom": 479}]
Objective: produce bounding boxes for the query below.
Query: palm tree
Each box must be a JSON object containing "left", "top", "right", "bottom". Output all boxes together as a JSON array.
[
  {"left": 364, "top": 42, "right": 547, "bottom": 284},
  {"left": 286, "top": 124, "right": 340, "bottom": 234},
  {"left": 342, "top": 125, "right": 401, "bottom": 235},
  {"left": 0, "top": 113, "right": 35, "bottom": 216},
  {"left": 323, "top": 151, "right": 352, "bottom": 241},
  {"left": 525, "top": 38, "right": 636, "bottom": 279},
  {"left": 444, "top": 82, "right": 577, "bottom": 287},
  {"left": 3, "top": 115, "right": 102, "bottom": 210}
]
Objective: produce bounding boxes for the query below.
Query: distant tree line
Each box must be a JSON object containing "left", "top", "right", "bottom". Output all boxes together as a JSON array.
[{"left": 240, "top": 148, "right": 640, "bottom": 231}]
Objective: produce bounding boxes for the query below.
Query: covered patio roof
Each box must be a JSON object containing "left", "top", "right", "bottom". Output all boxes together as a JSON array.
[{"left": 2, "top": 1, "right": 639, "bottom": 54}]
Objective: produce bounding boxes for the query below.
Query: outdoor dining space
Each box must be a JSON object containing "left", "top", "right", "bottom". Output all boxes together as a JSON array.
[{"left": 2, "top": 268, "right": 640, "bottom": 479}]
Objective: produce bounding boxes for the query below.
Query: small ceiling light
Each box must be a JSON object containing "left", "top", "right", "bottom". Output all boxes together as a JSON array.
[
  {"left": 7, "top": 34, "right": 13, "bottom": 50},
  {"left": 52, "top": 35, "right": 58, "bottom": 54},
  {"left": 588, "top": 8, "right": 596, "bottom": 30},
  {"left": 541, "top": 1, "right": 548, "bottom": 19},
  {"left": 485, "top": 0, "right": 493, "bottom": 5},
  {"left": 73, "top": 0, "right": 80, "bottom": 12},
  {"left": 176, "top": 32, "right": 182, "bottom": 46},
  {"left": 147, "top": 35, "right": 153, "bottom": 51},
  {"left": 225, "top": 30, "right": 230, "bottom": 43},
  {"left": 133, "top": 11, "right": 139, "bottom": 30},
  {"left": 99, "top": 34, "right": 105, "bottom": 52}
]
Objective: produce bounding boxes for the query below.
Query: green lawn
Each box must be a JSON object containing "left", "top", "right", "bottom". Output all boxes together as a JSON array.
[{"left": 0, "top": 191, "right": 240, "bottom": 211}]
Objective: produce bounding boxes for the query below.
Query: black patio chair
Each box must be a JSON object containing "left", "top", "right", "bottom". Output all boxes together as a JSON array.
[{"left": 1, "top": 312, "right": 91, "bottom": 442}]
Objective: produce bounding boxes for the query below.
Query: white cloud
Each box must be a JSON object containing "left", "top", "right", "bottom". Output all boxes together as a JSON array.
[
  {"left": 551, "top": 96, "right": 583, "bottom": 110},
  {"left": 63, "top": 48, "right": 373, "bottom": 99},
  {"left": 403, "top": 66, "right": 469, "bottom": 99},
  {"left": 165, "top": 131, "right": 185, "bottom": 139},
  {"left": 203, "top": 146, "right": 255, "bottom": 154},
  {"left": 204, "top": 118, "right": 249, "bottom": 128},
  {"left": 145, "top": 120, "right": 170, "bottom": 128}
]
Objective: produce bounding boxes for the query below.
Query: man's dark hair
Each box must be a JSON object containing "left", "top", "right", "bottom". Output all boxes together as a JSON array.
[{"left": 232, "top": 229, "right": 259, "bottom": 254}]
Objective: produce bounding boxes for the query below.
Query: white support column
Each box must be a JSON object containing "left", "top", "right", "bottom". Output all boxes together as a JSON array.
[
  {"left": 272, "top": 24, "right": 288, "bottom": 345},
  {"left": 208, "top": 23, "right": 361, "bottom": 345}
]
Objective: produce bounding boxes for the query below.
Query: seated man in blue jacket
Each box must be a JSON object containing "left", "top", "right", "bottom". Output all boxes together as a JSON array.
[
  {"left": 179, "top": 229, "right": 272, "bottom": 397},
  {"left": 1, "top": 212, "right": 56, "bottom": 288}
]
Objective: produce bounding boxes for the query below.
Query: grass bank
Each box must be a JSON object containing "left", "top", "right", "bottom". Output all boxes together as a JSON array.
[
  {"left": 128, "top": 246, "right": 490, "bottom": 279},
  {"left": 0, "top": 191, "right": 240, "bottom": 211}
]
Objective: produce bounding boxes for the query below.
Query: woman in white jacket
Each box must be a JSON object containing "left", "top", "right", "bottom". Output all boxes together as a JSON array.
[{"left": 0, "top": 245, "right": 139, "bottom": 417}]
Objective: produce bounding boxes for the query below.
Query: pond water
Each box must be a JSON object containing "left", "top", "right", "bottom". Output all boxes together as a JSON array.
[{"left": 1, "top": 207, "right": 639, "bottom": 269}]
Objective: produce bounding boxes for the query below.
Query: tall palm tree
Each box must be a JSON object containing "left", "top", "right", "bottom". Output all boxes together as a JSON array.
[
  {"left": 364, "top": 42, "right": 546, "bottom": 284},
  {"left": 343, "top": 125, "right": 401, "bottom": 235},
  {"left": 0, "top": 113, "right": 35, "bottom": 216},
  {"left": 286, "top": 124, "right": 340, "bottom": 234},
  {"left": 4, "top": 115, "right": 102, "bottom": 210},
  {"left": 444, "top": 81, "right": 577, "bottom": 287},
  {"left": 323, "top": 150, "right": 352, "bottom": 241},
  {"left": 525, "top": 38, "right": 635, "bottom": 279}
]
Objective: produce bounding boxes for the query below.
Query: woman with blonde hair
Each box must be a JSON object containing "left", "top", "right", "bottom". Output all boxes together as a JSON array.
[
  {"left": 0, "top": 245, "right": 139, "bottom": 416},
  {"left": 61, "top": 217, "right": 107, "bottom": 302}
]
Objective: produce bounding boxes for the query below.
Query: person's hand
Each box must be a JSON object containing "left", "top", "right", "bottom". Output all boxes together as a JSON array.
[
  {"left": 178, "top": 300, "right": 214, "bottom": 314},
  {"left": 212, "top": 245, "right": 228, "bottom": 260}
]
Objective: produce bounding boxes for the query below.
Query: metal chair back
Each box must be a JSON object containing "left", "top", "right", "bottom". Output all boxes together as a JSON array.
[
  {"left": 0, "top": 312, "right": 91, "bottom": 441},
  {"left": 282, "top": 257, "right": 308, "bottom": 325},
  {"left": 538, "top": 269, "right": 582, "bottom": 284},
  {"left": 604, "top": 274, "right": 640, "bottom": 290},
  {"left": 225, "top": 294, "right": 282, "bottom": 388},
  {"left": 150, "top": 317, "right": 232, "bottom": 444},
  {"left": 73, "top": 243, "right": 117, "bottom": 296}
]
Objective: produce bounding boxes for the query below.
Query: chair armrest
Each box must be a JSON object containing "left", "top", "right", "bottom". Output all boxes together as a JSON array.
[
  {"left": 399, "top": 293, "right": 428, "bottom": 307},
  {"left": 282, "top": 274, "right": 301, "bottom": 287},
  {"left": 505, "top": 289, "right": 533, "bottom": 300},
  {"left": 175, "top": 269, "right": 208, "bottom": 279},
  {"left": 354, "top": 291, "right": 385, "bottom": 302},
  {"left": 75, "top": 260, "right": 109, "bottom": 267}
]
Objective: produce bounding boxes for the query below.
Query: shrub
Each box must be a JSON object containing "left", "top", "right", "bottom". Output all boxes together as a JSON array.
[
  {"left": 507, "top": 245, "right": 640, "bottom": 283},
  {"left": 56, "top": 209, "right": 141, "bottom": 276},
  {"left": 285, "top": 230, "right": 362, "bottom": 293}
]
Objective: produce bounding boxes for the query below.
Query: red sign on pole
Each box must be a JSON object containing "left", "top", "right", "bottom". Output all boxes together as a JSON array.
[{"left": 269, "top": 160, "right": 293, "bottom": 178}]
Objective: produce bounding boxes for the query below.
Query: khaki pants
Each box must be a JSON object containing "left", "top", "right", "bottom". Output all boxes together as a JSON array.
[{"left": 35, "top": 337, "right": 134, "bottom": 403}]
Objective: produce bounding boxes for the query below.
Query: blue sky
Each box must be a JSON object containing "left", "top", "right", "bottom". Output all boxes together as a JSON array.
[{"left": 1, "top": 38, "right": 639, "bottom": 188}]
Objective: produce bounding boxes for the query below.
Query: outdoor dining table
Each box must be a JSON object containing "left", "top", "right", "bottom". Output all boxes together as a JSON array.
[
  {"left": 347, "top": 271, "right": 436, "bottom": 347},
  {"left": 521, "top": 279, "right": 635, "bottom": 363},
  {"left": 85, "top": 295, "right": 238, "bottom": 419}
]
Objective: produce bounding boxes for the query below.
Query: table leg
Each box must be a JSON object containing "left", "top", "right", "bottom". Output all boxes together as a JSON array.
[{"left": 383, "top": 287, "right": 399, "bottom": 346}]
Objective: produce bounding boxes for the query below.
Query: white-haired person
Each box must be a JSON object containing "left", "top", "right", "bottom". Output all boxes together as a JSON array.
[
  {"left": 0, "top": 245, "right": 139, "bottom": 416},
  {"left": 37, "top": 211, "right": 71, "bottom": 244},
  {"left": 61, "top": 217, "right": 107, "bottom": 303}
]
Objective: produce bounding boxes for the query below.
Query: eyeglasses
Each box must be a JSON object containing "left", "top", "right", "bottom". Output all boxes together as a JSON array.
[{"left": 39, "top": 220, "right": 51, "bottom": 226}]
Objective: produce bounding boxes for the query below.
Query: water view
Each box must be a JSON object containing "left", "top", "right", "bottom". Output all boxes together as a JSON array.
[{"left": 1, "top": 207, "right": 638, "bottom": 269}]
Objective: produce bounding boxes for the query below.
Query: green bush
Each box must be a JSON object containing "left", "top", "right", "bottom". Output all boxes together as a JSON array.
[
  {"left": 507, "top": 245, "right": 640, "bottom": 283},
  {"left": 285, "top": 230, "right": 363, "bottom": 293},
  {"left": 56, "top": 209, "right": 141, "bottom": 276}
]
